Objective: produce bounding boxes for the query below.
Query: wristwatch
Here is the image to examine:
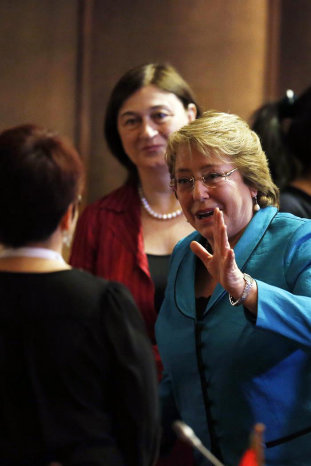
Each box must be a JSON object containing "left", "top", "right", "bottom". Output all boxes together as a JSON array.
[{"left": 229, "top": 273, "right": 254, "bottom": 306}]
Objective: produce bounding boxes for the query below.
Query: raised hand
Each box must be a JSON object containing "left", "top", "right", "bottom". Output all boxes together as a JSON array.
[
  {"left": 191, "top": 208, "right": 258, "bottom": 313},
  {"left": 190, "top": 208, "right": 245, "bottom": 298}
]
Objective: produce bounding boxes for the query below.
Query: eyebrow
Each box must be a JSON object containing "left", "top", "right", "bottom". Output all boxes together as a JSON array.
[
  {"left": 119, "top": 105, "right": 171, "bottom": 119},
  {"left": 175, "top": 164, "right": 225, "bottom": 174}
]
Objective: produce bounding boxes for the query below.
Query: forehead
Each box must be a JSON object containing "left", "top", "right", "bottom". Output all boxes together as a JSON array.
[
  {"left": 174, "top": 145, "right": 231, "bottom": 172},
  {"left": 118, "top": 84, "right": 184, "bottom": 115}
]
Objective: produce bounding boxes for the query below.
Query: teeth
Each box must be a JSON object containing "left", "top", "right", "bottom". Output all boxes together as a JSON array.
[{"left": 198, "top": 211, "right": 214, "bottom": 219}]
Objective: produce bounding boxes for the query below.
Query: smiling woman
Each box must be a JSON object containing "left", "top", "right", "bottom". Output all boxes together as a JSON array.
[
  {"left": 171, "top": 148, "right": 257, "bottom": 248},
  {"left": 156, "top": 110, "right": 311, "bottom": 466},
  {"left": 70, "top": 63, "right": 202, "bottom": 466},
  {"left": 116, "top": 85, "right": 196, "bottom": 171},
  {"left": 70, "top": 63, "right": 201, "bottom": 364}
]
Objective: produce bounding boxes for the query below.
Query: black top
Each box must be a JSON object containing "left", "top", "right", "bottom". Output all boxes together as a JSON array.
[
  {"left": 147, "top": 254, "right": 171, "bottom": 313},
  {"left": 0, "top": 269, "right": 160, "bottom": 466},
  {"left": 279, "top": 186, "right": 311, "bottom": 219}
]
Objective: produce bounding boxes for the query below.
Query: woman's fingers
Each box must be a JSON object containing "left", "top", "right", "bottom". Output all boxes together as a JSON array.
[
  {"left": 214, "top": 208, "right": 230, "bottom": 255},
  {"left": 190, "top": 241, "right": 212, "bottom": 265}
]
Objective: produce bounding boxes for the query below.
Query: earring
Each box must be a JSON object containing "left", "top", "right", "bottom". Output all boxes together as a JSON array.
[
  {"left": 253, "top": 196, "right": 260, "bottom": 212},
  {"left": 62, "top": 231, "right": 72, "bottom": 248}
]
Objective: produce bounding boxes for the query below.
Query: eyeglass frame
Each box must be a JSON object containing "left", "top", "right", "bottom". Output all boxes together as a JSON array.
[{"left": 170, "top": 167, "right": 238, "bottom": 192}]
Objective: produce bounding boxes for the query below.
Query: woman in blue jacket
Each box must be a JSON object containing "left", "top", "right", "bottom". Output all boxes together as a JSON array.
[{"left": 155, "top": 110, "right": 311, "bottom": 466}]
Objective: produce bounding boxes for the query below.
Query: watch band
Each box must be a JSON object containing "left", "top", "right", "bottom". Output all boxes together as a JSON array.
[{"left": 229, "top": 273, "right": 254, "bottom": 306}]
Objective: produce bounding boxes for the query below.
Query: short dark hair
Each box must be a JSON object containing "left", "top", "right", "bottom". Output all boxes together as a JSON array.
[
  {"left": 286, "top": 86, "right": 311, "bottom": 175},
  {"left": 251, "top": 86, "right": 311, "bottom": 188},
  {"left": 0, "top": 124, "right": 84, "bottom": 247},
  {"left": 104, "top": 63, "right": 202, "bottom": 178}
]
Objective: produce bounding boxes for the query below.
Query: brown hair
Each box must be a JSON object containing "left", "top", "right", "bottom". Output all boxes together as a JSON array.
[
  {"left": 104, "top": 63, "right": 201, "bottom": 179},
  {"left": 0, "top": 124, "right": 84, "bottom": 247}
]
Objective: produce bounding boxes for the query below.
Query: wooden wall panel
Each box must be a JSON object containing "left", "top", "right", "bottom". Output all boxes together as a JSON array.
[
  {"left": 87, "top": 0, "right": 270, "bottom": 202},
  {"left": 278, "top": 0, "right": 311, "bottom": 97},
  {"left": 0, "top": 0, "right": 78, "bottom": 140},
  {"left": 2, "top": 0, "right": 310, "bottom": 206}
]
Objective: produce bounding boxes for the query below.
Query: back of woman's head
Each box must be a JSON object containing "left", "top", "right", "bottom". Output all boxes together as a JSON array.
[
  {"left": 251, "top": 86, "right": 311, "bottom": 188},
  {"left": 104, "top": 63, "right": 201, "bottom": 175},
  {"left": 0, "top": 124, "right": 84, "bottom": 247}
]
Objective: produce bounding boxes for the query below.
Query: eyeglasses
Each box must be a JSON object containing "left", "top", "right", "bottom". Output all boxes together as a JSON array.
[{"left": 170, "top": 168, "right": 238, "bottom": 193}]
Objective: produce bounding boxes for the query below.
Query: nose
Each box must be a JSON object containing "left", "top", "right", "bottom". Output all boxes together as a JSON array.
[
  {"left": 140, "top": 118, "right": 158, "bottom": 138},
  {"left": 192, "top": 178, "right": 210, "bottom": 200}
]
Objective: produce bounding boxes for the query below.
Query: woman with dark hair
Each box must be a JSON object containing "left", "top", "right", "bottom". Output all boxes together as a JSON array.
[
  {"left": 251, "top": 86, "right": 311, "bottom": 218},
  {"left": 70, "top": 63, "right": 201, "bottom": 378},
  {"left": 0, "top": 124, "right": 160, "bottom": 466}
]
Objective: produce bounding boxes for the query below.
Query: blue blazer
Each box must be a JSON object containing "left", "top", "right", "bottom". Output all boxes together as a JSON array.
[{"left": 156, "top": 207, "right": 311, "bottom": 466}]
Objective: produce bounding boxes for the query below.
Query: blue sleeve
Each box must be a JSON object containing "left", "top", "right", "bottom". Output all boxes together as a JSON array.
[{"left": 256, "top": 222, "right": 311, "bottom": 346}]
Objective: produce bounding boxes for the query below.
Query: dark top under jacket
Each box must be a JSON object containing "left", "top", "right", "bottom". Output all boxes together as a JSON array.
[
  {"left": 280, "top": 186, "right": 311, "bottom": 218},
  {"left": 0, "top": 269, "right": 160, "bottom": 466}
]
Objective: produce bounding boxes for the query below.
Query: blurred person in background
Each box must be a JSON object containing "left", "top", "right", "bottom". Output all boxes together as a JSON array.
[{"left": 251, "top": 86, "right": 311, "bottom": 218}]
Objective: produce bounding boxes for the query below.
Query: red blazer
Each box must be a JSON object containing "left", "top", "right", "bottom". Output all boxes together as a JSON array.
[{"left": 70, "top": 182, "right": 162, "bottom": 375}]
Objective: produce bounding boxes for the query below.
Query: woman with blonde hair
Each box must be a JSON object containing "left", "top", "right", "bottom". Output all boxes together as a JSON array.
[{"left": 156, "top": 110, "right": 311, "bottom": 465}]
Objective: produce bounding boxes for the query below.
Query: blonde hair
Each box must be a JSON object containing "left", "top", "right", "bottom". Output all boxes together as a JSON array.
[{"left": 166, "top": 110, "right": 279, "bottom": 208}]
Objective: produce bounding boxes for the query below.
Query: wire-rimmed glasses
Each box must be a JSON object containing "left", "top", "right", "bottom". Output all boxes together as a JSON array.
[{"left": 170, "top": 168, "right": 238, "bottom": 193}]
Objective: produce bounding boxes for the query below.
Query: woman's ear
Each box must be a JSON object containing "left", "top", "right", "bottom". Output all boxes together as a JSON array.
[
  {"left": 249, "top": 187, "right": 258, "bottom": 198},
  {"left": 60, "top": 204, "right": 75, "bottom": 232},
  {"left": 187, "top": 103, "right": 197, "bottom": 123}
]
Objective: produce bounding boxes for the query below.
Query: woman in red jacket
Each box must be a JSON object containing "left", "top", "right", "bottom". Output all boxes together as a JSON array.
[
  {"left": 70, "top": 63, "right": 201, "bottom": 466},
  {"left": 70, "top": 63, "right": 201, "bottom": 377}
]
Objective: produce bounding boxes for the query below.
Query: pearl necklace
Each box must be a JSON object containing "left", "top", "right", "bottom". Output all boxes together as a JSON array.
[{"left": 138, "top": 186, "right": 183, "bottom": 220}]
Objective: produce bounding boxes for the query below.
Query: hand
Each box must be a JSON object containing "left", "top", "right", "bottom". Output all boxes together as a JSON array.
[
  {"left": 239, "top": 423, "right": 265, "bottom": 466},
  {"left": 252, "top": 423, "right": 265, "bottom": 466},
  {"left": 190, "top": 208, "right": 245, "bottom": 298}
]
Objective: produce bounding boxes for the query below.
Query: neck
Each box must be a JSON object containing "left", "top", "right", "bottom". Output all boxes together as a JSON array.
[
  {"left": 138, "top": 165, "right": 171, "bottom": 192},
  {"left": 0, "top": 235, "right": 70, "bottom": 272},
  {"left": 139, "top": 167, "right": 178, "bottom": 204},
  {"left": 0, "top": 246, "right": 65, "bottom": 262}
]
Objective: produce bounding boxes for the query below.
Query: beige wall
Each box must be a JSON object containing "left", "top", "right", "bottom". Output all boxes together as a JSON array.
[
  {"left": 0, "top": 0, "right": 78, "bottom": 140},
  {"left": 278, "top": 0, "right": 311, "bottom": 95},
  {"left": 0, "top": 0, "right": 309, "bottom": 203}
]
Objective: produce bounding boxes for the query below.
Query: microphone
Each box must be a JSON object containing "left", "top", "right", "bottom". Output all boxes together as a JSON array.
[{"left": 173, "top": 420, "right": 224, "bottom": 466}]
